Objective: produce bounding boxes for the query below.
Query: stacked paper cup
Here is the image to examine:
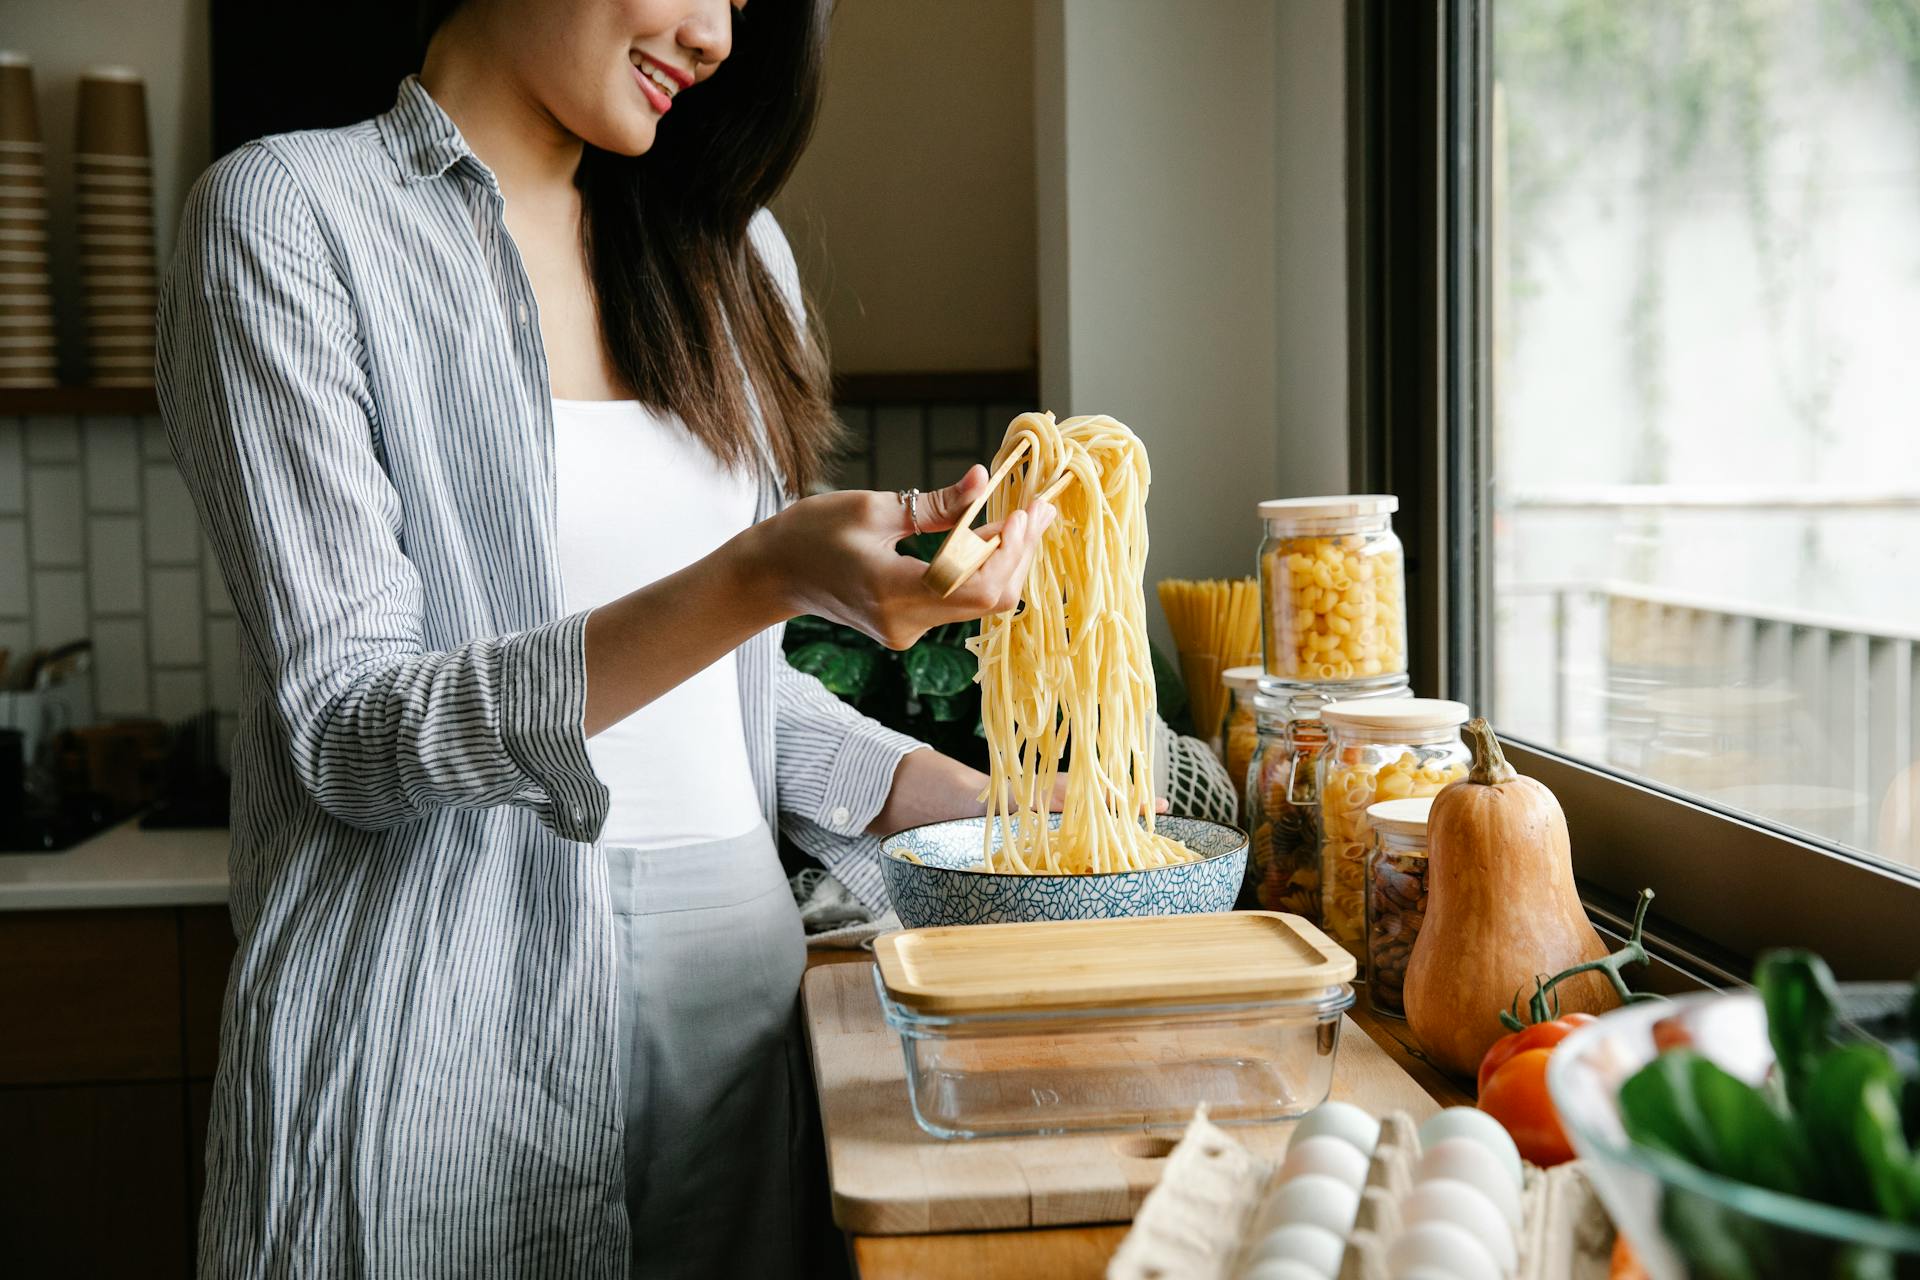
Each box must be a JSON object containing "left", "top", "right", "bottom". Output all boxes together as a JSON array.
[
  {"left": 0, "top": 52, "right": 58, "bottom": 387},
  {"left": 75, "top": 67, "right": 156, "bottom": 387}
]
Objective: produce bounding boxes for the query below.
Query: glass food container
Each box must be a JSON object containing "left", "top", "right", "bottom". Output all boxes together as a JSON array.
[
  {"left": 1257, "top": 496, "right": 1407, "bottom": 685},
  {"left": 872, "top": 912, "right": 1356, "bottom": 1139},
  {"left": 1363, "top": 796, "right": 1434, "bottom": 1019},
  {"left": 1317, "top": 698, "right": 1470, "bottom": 970},
  {"left": 1241, "top": 674, "right": 1409, "bottom": 916},
  {"left": 1221, "top": 664, "right": 1263, "bottom": 807}
]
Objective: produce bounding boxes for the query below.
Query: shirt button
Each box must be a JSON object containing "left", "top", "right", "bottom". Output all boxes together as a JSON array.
[
  {"left": 829, "top": 805, "right": 852, "bottom": 829},
  {"left": 516, "top": 302, "right": 529, "bottom": 325}
]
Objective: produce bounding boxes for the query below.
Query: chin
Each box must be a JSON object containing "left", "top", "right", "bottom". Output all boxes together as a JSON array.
[{"left": 594, "top": 114, "right": 659, "bottom": 158}]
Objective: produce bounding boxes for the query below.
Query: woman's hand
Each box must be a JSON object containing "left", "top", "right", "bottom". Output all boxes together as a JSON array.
[{"left": 744, "top": 466, "right": 1057, "bottom": 650}]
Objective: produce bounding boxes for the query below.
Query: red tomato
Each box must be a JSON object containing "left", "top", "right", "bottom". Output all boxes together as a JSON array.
[
  {"left": 1475, "top": 1012, "right": 1596, "bottom": 1095},
  {"left": 1651, "top": 1012, "right": 1695, "bottom": 1054},
  {"left": 1477, "top": 1047, "right": 1576, "bottom": 1166}
]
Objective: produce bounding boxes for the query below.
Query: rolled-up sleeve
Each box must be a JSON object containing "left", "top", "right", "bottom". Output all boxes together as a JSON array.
[
  {"left": 772, "top": 661, "right": 924, "bottom": 909},
  {"left": 157, "top": 142, "right": 607, "bottom": 841}
]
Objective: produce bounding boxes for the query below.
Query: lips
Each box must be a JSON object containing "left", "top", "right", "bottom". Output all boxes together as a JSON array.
[{"left": 631, "top": 53, "right": 691, "bottom": 115}]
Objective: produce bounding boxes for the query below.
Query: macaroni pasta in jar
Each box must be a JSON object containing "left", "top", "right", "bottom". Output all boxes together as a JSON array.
[
  {"left": 1257, "top": 496, "right": 1407, "bottom": 684},
  {"left": 1316, "top": 699, "right": 1469, "bottom": 970},
  {"left": 1241, "top": 675, "right": 1409, "bottom": 918}
]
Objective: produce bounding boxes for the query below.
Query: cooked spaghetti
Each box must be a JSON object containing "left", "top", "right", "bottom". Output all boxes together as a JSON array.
[{"left": 967, "top": 412, "right": 1194, "bottom": 874}]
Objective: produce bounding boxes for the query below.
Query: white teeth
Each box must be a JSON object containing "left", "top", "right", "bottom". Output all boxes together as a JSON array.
[{"left": 639, "top": 63, "right": 677, "bottom": 98}]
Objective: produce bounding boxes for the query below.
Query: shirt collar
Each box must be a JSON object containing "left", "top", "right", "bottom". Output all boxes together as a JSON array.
[{"left": 376, "top": 75, "right": 499, "bottom": 193}]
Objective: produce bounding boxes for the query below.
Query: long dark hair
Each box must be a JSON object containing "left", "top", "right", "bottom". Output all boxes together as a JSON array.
[{"left": 418, "top": 0, "right": 838, "bottom": 494}]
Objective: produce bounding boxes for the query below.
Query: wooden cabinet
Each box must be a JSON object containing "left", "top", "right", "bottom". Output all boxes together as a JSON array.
[{"left": 0, "top": 905, "right": 236, "bottom": 1277}]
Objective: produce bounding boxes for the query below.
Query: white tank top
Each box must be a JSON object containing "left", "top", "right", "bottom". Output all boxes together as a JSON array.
[{"left": 550, "top": 398, "right": 764, "bottom": 849}]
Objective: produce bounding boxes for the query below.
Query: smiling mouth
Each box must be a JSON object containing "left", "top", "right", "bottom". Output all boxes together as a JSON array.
[{"left": 635, "top": 60, "right": 679, "bottom": 101}]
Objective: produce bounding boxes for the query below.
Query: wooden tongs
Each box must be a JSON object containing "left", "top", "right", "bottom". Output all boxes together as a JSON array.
[{"left": 921, "top": 436, "right": 1073, "bottom": 598}]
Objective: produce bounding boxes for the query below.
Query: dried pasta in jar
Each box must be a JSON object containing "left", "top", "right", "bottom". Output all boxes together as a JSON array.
[
  {"left": 1257, "top": 496, "right": 1407, "bottom": 683},
  {"left": 1315, "top": 699, "right": 1470, "bottom": 969}
]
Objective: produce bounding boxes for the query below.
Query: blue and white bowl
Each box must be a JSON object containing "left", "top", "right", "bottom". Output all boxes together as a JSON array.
[{"left": 880, "top": 815, "right": 1248, "bottom": 928}]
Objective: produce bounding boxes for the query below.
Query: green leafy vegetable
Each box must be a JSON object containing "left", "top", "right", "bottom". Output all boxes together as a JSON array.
[
  {"left": 1801, "top": 1044, "right": 1920, "bottom": 1222},
  {"left": 1620, "top": 1050, "right": 1810, "bottom": 1197},
  {"left": 1757, "top": 950, "right": 1839, "bottom": 1112}
]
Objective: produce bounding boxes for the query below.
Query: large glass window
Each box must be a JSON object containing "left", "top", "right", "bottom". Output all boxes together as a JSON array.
[{"left": 1488, "top": 0, "right": 1920, "bottom": 876}]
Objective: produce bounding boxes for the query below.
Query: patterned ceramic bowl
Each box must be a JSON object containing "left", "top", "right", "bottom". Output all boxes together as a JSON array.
[{"left": 880, "top": 815, "right": 1249, "bottom": 928}]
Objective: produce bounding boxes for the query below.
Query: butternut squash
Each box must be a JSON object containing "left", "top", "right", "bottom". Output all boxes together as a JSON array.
[{"left": 1404, "top": 719, "right": 1618, "bottom": 1080}]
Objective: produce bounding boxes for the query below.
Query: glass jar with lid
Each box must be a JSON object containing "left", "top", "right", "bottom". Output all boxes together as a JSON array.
[
  {"left": 1257, "top": 496, "right": 1407, "bottom": 684},
  {"left": 1364, "top": 796, "right": 1434, "bottom": 1019},
  {"left": 1221, "top": 664, "right": 1263, "bottom": 810},
  {"left": 1241, "top": 673, "right": 1410, "bottom": 916},
  {"left": 1316, "top": 698, "right": 1470, "bottom": 968}
]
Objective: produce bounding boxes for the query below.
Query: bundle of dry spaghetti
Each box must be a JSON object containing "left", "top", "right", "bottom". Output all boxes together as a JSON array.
[
  {"left": 1157, "top": 577, "right": 1260, "bottom": 742},
  {"left": 969, "top": 411, "right": 1194, "bottom": 874}
]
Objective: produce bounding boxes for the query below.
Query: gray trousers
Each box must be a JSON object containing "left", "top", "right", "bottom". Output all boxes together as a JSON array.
[{"left": 605, "top": 823, "right": 809, "bottom": 1280}]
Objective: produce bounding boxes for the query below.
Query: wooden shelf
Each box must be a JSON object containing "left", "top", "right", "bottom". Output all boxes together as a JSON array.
[{"left": 0, "top": 386, "right": 159, "bottom": 416}]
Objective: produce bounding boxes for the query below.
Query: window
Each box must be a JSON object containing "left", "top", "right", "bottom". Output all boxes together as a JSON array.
[
  {"left": 1489, "top": 0, "right": 1920, "bottom": 876},
  {"left": 1349, "top": 0, "right": 1920, "bottom": 976}
]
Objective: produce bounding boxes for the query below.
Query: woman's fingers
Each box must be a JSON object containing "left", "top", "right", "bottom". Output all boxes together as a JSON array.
[
  {"left": 959, "top": 502, "right": 1054, "bottom": 612},
  {"left": 902, "top": 465, "right": 989, "bottom": 537}
]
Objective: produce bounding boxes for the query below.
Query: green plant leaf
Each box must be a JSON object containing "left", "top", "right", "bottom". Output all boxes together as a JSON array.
[
  {"left": 903, "top": 642, "right": 975, "bottom": 698},
  {"left": 898, "top": 531, "right": 946, "bottom": 563},
  {"left": 1757, "top": 950, "right": 1839, "bottom": 1112},
  {"left": 786, "top": 641, "right": 879, "bottom": 699},
  {"left": 923, "top": 692, "right": 971, "bottom": 723}
]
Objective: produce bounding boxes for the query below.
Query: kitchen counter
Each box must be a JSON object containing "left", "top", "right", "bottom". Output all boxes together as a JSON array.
[{"left": 0, "top": 819, "right": 229, "bottom": 911}]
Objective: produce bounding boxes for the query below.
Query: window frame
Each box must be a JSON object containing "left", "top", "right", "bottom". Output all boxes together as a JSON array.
[{"left": 1346, "top": 0, "right": 1920, "bottom": 981}]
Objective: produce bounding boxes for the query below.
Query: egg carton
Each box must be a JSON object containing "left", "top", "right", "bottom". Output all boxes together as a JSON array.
[{"left": 1107, "top": 1108, "right": 1615, "bottom": 1280}]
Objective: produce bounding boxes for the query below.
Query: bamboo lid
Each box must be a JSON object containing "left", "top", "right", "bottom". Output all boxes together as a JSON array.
[{"left": 873, "top": 911, "right": 1356, "bottom": 1016}]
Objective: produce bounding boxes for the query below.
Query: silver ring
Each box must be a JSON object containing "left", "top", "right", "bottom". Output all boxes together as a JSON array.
[{"left": 898, "top": 487, "right": 922, "bottom": 534}]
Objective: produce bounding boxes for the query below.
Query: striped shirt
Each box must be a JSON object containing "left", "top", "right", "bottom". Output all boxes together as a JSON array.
[{"left": 157, "top": 76, "right": 921, "bottom": 1278}]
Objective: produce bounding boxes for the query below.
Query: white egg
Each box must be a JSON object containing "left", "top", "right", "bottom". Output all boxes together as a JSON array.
[
  {"left": 1255, "top": 1173, "right": 1361, "bottom": 1238},
  {"left": 1290, "top": 1101, "right": 1381, "bottom": 1156},
  {"left": 1241, "top": 1261, "right": 1330, "bottom": 1280},
  {"left": 1246, "top": 1222, "right": 1346, "bottom": 1277},
  {"left": 1400, "top": 1178, "right": 1518, "bottom": 1273},
  {"left": 1417, "top": 1108, "right": 1524, "bottom": 1187},
  {"left": 1279, "top": 1134, "right": 1372, "bottom": 1190},
  {"left": 1386, "top": 1221, "right": 1502, "bottom": 1280},
  {"left": 1416, "top": 1139, "right": 1523, "bottom": 1230}
]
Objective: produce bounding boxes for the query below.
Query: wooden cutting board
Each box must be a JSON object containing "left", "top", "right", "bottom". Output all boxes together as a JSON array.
[{"left": 802, "top": 959, "right": 1442, "bottom": 1236}]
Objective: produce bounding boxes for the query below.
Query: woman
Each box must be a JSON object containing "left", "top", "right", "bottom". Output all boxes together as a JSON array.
[{"left": 156, "top": 1, "right": 1054, "bottom": 1275}]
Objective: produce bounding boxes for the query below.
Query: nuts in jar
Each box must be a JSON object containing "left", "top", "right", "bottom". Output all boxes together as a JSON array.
[{"left": 1364, "top": 796, "right": 1435, "bottom": 1019}]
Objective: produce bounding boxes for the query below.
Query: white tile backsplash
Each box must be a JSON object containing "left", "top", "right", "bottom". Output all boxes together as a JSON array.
[
  {"left": 0, "top": 518, "right": 24, "bottom": 616},
  {"left": 32, "top": 569, "right": 87, "bottom": 647},
  {"left": 92, "top": 616, "right": 150, "bottom": 716},
  {"left": 27, "top": 464, "right": 83, "bottom": 568},
  {"left": 24, "top": 415, "right": 79, "bottom": 461},
  {"left": 141, "top": 417, "right": 172, "bottom": 461},
  {"left": 151, "top": 668, "right": 208, "bottom": 723},
  {"left": 84, "top": 418, "right": 141, "bottom": 512},
  {"left": 206, "top": 617, "right": 240, "bottom": 714},
  {"left": 88, "top": 516, "right": 144, "bottom": 613},
  {"left": 147, "top": 566, "right": 204, "bottom": 664},
  {"left": 143, "top": 462, "right": 201, "bottom": 564},
  {"left": 0, "top": 419, "right": 22, "bottom": 514}
]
